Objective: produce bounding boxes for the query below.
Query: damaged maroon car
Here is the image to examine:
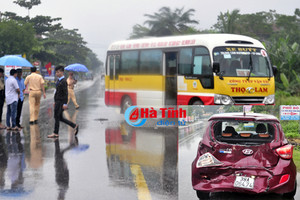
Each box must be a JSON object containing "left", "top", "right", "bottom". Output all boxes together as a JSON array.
[{"left": 192, "top": 113, "right": 297, "bottom": 199}]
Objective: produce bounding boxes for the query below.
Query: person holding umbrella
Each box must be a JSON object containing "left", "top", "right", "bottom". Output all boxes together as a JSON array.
[
  {"left": 24, "top": 67, "right": 46, "bottom": 124},
  {"left": 67, "top": 72, "right": 79, "bottom": 109}
]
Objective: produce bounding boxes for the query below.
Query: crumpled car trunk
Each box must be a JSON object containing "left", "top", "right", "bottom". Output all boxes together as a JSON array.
[
  {"left": 193, "top": 142, "right": 285, "bottom": 193},
  {"left": 212, "top": 142, "right": 280, "bottom": 168}
]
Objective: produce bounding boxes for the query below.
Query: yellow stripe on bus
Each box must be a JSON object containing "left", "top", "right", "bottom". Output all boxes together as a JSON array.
[
  {"left": 180, "top": 76, "right": 275, "bottom": 96},
  {"left": 106, "top": 75, "right": 164, "bottom": 91},
  {"left": 131, "top": 164, "right": 152, "bottom": 200}
]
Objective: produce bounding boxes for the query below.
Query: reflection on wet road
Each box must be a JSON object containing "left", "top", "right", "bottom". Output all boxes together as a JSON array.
[
  {"left": 179, "top": 119, "right": 300, "bottom": 200},
  {"left": 105, "top": 122, "right": 178, "bottom": 200},
  {"left": 0, "top": 78, "right": 177, "bottom": 200}
]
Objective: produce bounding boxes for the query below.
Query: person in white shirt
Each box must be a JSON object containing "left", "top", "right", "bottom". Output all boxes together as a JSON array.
[{"left": 5, "top": 69, "right": 20, "bottom": 131}]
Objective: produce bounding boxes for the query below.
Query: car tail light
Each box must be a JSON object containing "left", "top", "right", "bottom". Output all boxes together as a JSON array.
[
  {"left": 279, "top": 174, "right": 290, "bottom": 184},
  {"left": 276, "top": 145, "right": 293, "bottom": 159},
  {"left": 196, "top": 152, "right": 223, "bottom": 168}
]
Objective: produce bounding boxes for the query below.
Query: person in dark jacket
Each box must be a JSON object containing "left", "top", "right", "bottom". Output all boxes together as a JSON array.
[
  {"left": 0, "top": 68, "right": 5, "bottom": 129},
  {"left": 47, "top": 66, "right": 79, "bottom": 138}
]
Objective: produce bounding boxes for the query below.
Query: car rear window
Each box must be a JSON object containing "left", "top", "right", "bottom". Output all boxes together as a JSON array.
[{"left": 213, "top": 120, "right": 275, "bottom": 144}]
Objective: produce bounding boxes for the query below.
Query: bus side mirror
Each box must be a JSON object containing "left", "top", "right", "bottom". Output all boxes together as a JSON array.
[
  {"left": 272, "top": 65, "right": 277, "bottom": 76},
  {"left": 213, "top": 62, "right": 220, "bottom": 74}
]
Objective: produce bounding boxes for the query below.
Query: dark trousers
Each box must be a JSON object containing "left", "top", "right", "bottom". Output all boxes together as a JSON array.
[
  {"left": 16, "top": 99, "right": 23, "bottom": 127},
  {"left": 0, "top": 90, "right": 4, "bottom": 123},
  {"left": 54, "top": 101, "right": 76, "bottom": 134}
]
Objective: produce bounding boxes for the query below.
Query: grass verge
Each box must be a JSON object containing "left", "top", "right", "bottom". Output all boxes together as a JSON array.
[{"left": 293, "top": 147, "right": 300, "bottom": 171}]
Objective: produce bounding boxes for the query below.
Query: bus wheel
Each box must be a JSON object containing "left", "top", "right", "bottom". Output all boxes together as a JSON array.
[
  {"left": 121, "top": 96, "right": 132, "bottom": 114},
  {"left": 192, "top": 100, "right": 203, "bottom": 105}
]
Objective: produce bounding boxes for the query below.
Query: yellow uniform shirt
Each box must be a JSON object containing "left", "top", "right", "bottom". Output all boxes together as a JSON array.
[{"left": 24, "top": 73, "right": 45, "bottom": 91}]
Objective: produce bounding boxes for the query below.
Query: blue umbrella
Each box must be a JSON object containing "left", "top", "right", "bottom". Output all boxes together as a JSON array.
[
  {"left": 65, "top": 63, "right": 89, "bottom": 72},
  {"left": 0, "top": 55, "right": 33, "bottom": 67}
]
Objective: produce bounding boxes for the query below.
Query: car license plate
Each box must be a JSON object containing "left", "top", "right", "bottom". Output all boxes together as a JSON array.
[{"left": 234, "top": 176, "right": 254, "bottom": 189}]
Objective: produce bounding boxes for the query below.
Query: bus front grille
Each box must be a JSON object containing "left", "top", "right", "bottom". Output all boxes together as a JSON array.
[{"left": 232, "top": 97, "right": 265, "bottom": 104}]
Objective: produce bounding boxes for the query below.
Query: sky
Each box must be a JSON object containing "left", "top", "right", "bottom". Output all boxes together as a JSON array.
[{"left": 1, "top": 0, "right": 299, "bottom": 62}]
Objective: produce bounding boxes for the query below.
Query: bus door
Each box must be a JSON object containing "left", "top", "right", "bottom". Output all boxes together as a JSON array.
[
  {"left": 164, "top": 52, "right": 178, "bottom": 105},
  {"left": 108, "top": 54, "right": 120, "bottom": 105}
]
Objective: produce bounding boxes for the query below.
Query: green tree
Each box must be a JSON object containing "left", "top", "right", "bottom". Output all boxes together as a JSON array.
[
  {"left": 269, "top": 36, "right": 300, "bottom": 94},
  {"left": 130, "top": 7, "right": 199, "bottom": 38},
  {"left": 236, "top": 11, "right": 275, "bottom": 40},
  {"left": 213, "top": 9, "right": 240, "bottom": 33},
  {"left": 46, "top": 28, "right": 89, "bottom": 65},
  {"left": 86, "top": 51, "right": 103, "bottom": 73},
  {"left": 274, "top": 9, "right": 300, "bottom": 44},
  {"left": 269, "top": 37, "right": 300, "bottom": 81},
  {"left": 13, "top": 0, "right": 41, "bottom": 17},
  {"left": 0, "top": 11, "right": 28, "bottom": 22},
  {"left": 29, "top": 15, "right": 63, "bottom": 37},
  {"left": 0, "top": 4, "right": 102, "bottom": 71},
  {"left": 129, "top": 24, "right": 150, "bottom": 39},
  {"left": 0, "top": 20, "right": 37, "bottom": 57}
]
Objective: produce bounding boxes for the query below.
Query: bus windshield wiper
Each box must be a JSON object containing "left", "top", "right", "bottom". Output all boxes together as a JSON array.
[{"left": 247, "top": 53, "right": 253, "bottom": 81}]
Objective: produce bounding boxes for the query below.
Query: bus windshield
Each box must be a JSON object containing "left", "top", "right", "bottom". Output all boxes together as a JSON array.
[{"left": 213, "top": 47, "right": 272, "bottom": 77}]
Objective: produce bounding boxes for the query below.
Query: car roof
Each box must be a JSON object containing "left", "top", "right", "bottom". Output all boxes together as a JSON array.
[{"left": 208, "top": 112, "right": 279, "bottom": 122}]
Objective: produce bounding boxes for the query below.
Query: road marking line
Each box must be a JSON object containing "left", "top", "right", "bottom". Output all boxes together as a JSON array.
[{"left": 130, "top": 164, "right": 152, "bottom": 200}]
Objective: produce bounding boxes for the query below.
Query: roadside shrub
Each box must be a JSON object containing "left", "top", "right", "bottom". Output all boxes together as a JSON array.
[
  {"left": 276, "top": 90, "right": 300, "bottom": 105},
  {"left": 281, "top": 120, "right": 299, "bottom": 138}
]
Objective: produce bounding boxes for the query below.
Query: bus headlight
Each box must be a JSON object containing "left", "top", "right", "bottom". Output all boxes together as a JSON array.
[
  {"left": 214, "top": 94, "right": 233, "bottom": 105},
  {"left": 263, "top": 95, "right": 275, "bottom": 105}
]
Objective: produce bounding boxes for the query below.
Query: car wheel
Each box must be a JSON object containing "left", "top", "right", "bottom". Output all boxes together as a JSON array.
[
  {"left": 196, "top": 190, "right": 209, "bottom": 199},
  {"left": 282, "top": 181, "right": 297, "bottom": 199},
  {"left": 121, "top": 96, "right": 132, "bottom": 114}
]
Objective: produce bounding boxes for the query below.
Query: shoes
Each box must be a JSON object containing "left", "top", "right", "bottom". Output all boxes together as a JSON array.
[
  {"left": 6, "top": 127, "right": 12, "bottom": 130},
  {"left": 74, "top": 125, "right": 79, "bottom": 136},
  {"left": 75, "top": 106, "right": 80, "bottom": 109},
  {"left": 34, "top": 120, "right": 38, "bottom": 124},
  {"left": 17, "top": 125, "right": 23, "bottom": 129},
  {"left": 0, "top": 125, "right": 6, "bottom": 129},
  {"left": 47, "top": 133, "right": 59, "bottom": 138},
  {"left": 12, "top": 127, "right": 21, "bottom": 131}
]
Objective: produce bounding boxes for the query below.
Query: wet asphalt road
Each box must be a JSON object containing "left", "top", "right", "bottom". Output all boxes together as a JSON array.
[
  {"left": 179, "top": 119, "right": 300, "bottom": 200},
  {"left": 0, "top": 78, "right": 177, "bottom": 200}
]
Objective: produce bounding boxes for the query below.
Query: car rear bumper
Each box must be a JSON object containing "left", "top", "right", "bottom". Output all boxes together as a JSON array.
[{"left": 192, "top": 159, "right": 297, "bottom": 194}]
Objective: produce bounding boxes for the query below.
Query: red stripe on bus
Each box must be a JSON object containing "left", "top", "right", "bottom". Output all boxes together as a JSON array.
[
  {"left": 105, "top": 91, "right": 137, "bottom": 106},
  {"left": 177, "top": 95, "right": 215, "bottom": 105}
]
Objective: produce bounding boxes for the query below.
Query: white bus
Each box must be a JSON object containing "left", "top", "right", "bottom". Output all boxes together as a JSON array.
[{"left": 105, "top": 34, "right": 276, "bottom": 112}]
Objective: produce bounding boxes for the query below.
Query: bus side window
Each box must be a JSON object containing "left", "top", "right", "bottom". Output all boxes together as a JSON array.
[
  {"left": 194, "top": 47, "right": 213, "bottom": 89},
  {"left": 140, "top": 50, "right": 162, "bottom": 74},
  {"left": 115, "top": 55, "right": 120, "bottom": 80},
  {"left": 179, "top": 48, "right": 193, "bottom": 75},
  {"left": 193, "top": 56, "right": 202, "bottom": 75},
  {"left": 109, "top": 56, "right": 114, "bottom": 80},
  {"left": 193, "top": 56, "right": 211, "bottom": 75},
  {"left": 121, "top": 51, "right": 139, "bottom": 74}
]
